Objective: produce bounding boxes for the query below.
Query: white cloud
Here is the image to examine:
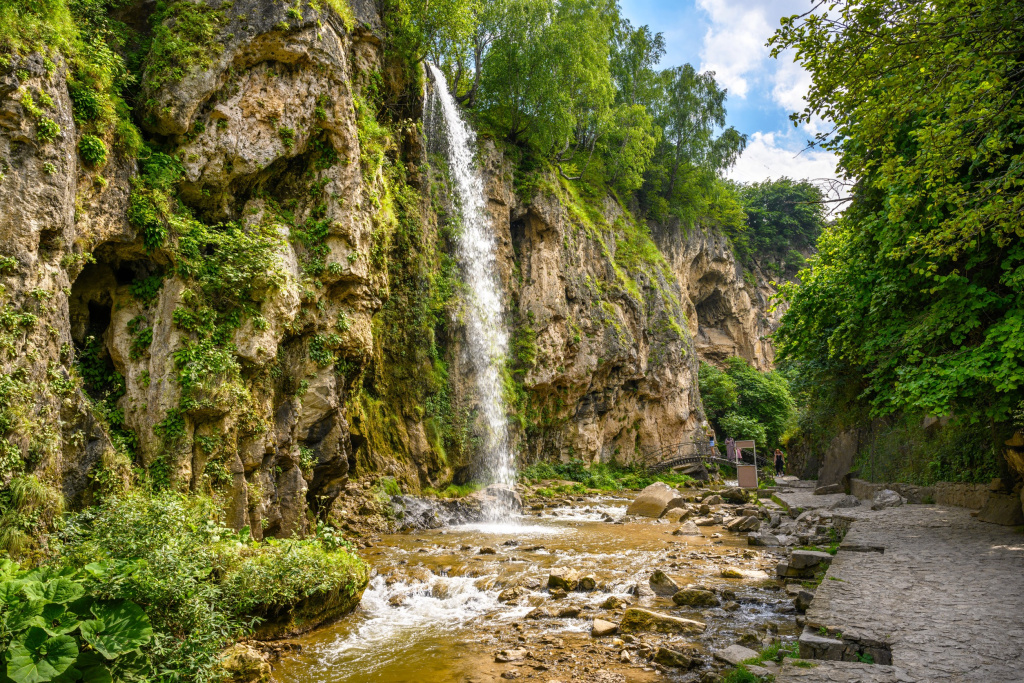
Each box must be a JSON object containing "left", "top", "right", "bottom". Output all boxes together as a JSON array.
[
  {"left": 696, "top": 0, "right": 809, "bottom": 99},
  {"left": 727, "top": 131, "right": 839, "bottom": 184},
  {"left": 695, "top": 0, "right": 771, "bottom": 98},
  {"left": 770, "top": 53, "right": 811, "bottom": 113}
]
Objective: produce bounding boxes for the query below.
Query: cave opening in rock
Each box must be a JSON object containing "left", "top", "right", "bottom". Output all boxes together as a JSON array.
[{"left": 695, "top": 290, "right": 729, "bottom": 330}]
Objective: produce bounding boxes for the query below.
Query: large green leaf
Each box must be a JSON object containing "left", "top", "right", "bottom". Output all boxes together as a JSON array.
[
  {"left": 22, "top": 580, "right": 84, "bottom": 606},
  {"left": 79, "top": 602, "right": 152, "bottom": 660},
  {"left": 0, "top": 580, "right": 27, "bottom": 606},
  {"left": 32, "top": 604, "right": 82, "bottom": 637},
  {"left": 73, "top": 653, "right": 111, "bottom": 683},
  {"left": 109, "top": 652, "right": 149, "bottom": 683},
  {"left": 5, "top": 627, "right": 79, "bottom": 683},
  {"left": 6, "top": 600, "right": 46, "bottom": 632}
]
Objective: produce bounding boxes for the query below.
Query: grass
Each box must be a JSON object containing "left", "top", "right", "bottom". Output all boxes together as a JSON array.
[
  {"left": 423, "top": 483, "right": 485, "bottom": 498},
  {"left": 519, "top": 458, "right": 696, "bottom": 491}
]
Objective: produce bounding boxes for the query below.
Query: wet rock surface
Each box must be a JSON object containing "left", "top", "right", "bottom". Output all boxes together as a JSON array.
[{"left": 269, "top": 487, "right": 799, "bottom": 682}]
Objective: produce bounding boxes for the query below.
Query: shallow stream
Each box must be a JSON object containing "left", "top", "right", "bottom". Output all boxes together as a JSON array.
[{"left": 272, "top": 495, "right": 796, "bottom": 682}]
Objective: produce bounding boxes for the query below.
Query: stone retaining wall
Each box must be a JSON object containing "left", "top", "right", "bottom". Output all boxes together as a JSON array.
[{"left": 849, "top": 478, "right": 991, "bottom": 509}]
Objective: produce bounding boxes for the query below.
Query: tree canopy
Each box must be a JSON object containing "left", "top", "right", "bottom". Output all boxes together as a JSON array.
[
  {"left": 414, "top": 0, "right": 747, "bottom": 229},
  {"left": 772, "top": 0, "right": 1024, "bottom": 425},
  {"left": 736, "top": 177, "right": 826, "bottom": 269}
]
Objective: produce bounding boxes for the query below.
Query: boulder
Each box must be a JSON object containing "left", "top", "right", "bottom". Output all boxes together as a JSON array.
[
  {"left": 673, "top": 521, "right": 702, "bottom": 536},
  {"left": 218, "top": 644, "right": 271, "bottom": 683},
  {"left": 577, "top": 574, "right": 597, "bottom": 591},
  {"left": 649, "top": 570, "right": 680, "bottom": 597},
  {"left": 548, "top": 567, "right": 580, "bottom": 591},
  {"left": 694, "top": 516, "right": 719, "bottom": 526},
  {"left": 703, "top": 494, "right": 724, "bottom": 506},
  {"left": 714, "top": 644, "right": 759, "bottom": 666},
  {"left": 653, "top": 646, "right": 696, "bottom": 669},
  {"left": 871, "top": 489, "right": 905, "bottom": 510},
  {"left": 789, "top": 549, "right": 834, "bottom": 570},
  {"left": 977, "top": 493, "right": 1024, "bottom": 526},
  {"left": 626, "top": 482, "right": 685, "bottom": 518},
  {"left": 828, "top": 495, "right": 861, "bottom": 510},
  {"left": 591, "top": 618, "right": 619, "bottom": 637},
  {"left": 619, "top": 608, "right": 706, "bottom": 634},
  {"left": 672, "top": 588, "right": 720, "bottom": 607},
  {"left": 720, "top": 567, "right": 744, "bottom": 579}
]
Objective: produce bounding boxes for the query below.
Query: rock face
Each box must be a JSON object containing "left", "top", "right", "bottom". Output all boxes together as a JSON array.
[
  {"left": 0, "top": 0, "right": 782, "bottom": 536},
  {"left": 626, "top": 482, "right": 685, "bottom": 518}
]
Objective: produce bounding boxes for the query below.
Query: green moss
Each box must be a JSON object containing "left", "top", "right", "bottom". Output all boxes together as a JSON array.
[{"left": 144, "top": 0, "right": 227, "bottom": 90}]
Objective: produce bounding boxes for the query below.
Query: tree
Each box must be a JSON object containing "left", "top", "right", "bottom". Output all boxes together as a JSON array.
[
  {"left": 736, "top": 177, "right": 825, "bottom": 266},
  {"left": 772, "top": 0, "right": 1024, "bottom": 424},
  {"left": 698, "top": 359, "right": 795, "bottom": 450}
]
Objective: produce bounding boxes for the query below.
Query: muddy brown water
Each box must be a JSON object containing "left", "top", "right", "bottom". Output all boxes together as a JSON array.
[{"left": 272, "top": 496, "right": 797, "bottom": 682}]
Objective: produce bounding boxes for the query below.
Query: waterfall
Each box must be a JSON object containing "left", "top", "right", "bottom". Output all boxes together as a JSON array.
[{"left": 424, "top": 63, "right": 517, "bottom": 521}]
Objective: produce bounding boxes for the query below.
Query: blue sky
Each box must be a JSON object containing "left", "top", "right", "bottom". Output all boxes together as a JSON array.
[{"left": 619, "top": 0, "right": 840, "bottom": 185}]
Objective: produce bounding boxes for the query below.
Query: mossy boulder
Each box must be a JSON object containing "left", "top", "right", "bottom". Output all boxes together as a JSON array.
[
  {"left": 619, "top": 608, "right": 706, "bottom": 634},
  {"left": 672, "top": 589, "right": 720, "bottom": 607}
]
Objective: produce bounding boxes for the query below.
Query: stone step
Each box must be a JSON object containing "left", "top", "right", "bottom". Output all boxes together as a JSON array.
[{"left": 776, "top": 660, "right": 915, "bottom": 682}]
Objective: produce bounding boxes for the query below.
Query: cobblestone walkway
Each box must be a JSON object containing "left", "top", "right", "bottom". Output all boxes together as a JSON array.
[{"left": 780, "top": 504, "right": 1024, "bottom": 682}]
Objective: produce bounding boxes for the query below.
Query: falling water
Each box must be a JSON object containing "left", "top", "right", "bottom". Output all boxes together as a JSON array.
[{"left": 424, "top": 63, "right": 516, "bottom": 521}]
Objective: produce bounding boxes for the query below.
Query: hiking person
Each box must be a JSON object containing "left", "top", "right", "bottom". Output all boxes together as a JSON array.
[
  {"left": 774, "top": 448, "right": 784, "bottom": 475},
  {"left": 726, "top": 437, "right": 736, "bottom": 462}
]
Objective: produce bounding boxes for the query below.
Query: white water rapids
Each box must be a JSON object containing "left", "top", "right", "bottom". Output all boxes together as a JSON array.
[{"left": 424, "top": 63, "right": 517, "bottom": 521}]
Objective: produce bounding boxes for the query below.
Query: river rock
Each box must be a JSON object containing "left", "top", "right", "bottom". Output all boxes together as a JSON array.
[
  {"left": 721, "top": 487, "right": 750, "bottom": 503},
  {"left": 789, "top": 549, "right": 834, "bottom": 570},
  {"left": 664, "top": 507, "right": 691, "bottom": 523},
  {"left": 591, "top": 618, "right": 619, "bottom": 637},
  {"left": 495, "top": 648, "right": 528, "bottom": 663},
  {"left": 794, "top": 589, "right": 814, "bottom": 612},
  {"left": 673, "top": 521, "right": 702, "bottom": 536},
  {"left": 714, "top": 644, "right": 759, "bottom": 666},
  {"left": 218, "top": 644, "right": 271, "bottom": 683},
  {"left": 694, "top": 516, "right": 719, "bottom": 526},
  {"left": 653, "top": 646, "right": 696, "bottom": 669},
  {"left": 548, "top": 567, "right": 580, "bottom": 591},
  {"left": 702, "top": 494, "right": 724, "bottom": 506},
  {"left": 672, "top": 588, "right": 720, "bottom": 607},
  {"left": 556, "top": 605, "right": 581, "bottom": 618},
  {"left": 871, "top": 489, "right": 905, "bottom": 510},
  {"left": 977, "top": 492, "right": 1024, "bottom": 526},
  {"left": 626, "top": 482, "right": 686, "bottom": 518},
  {"left": 720, "top": 567, "right": 744, "bottom": 579},
  {"left": 601, "top": 595, "right": 630, "bottom": 609},
  {"left": 649, "top": 570, "right": 680, "bottom": 596},
  {"left": 498, "top": 586, "right": 528, "bottom": 603},
  {"left": 578, "top": 574, "right": 597, "bottom": 591},
  {"left": 619, "top": 608, "right": 706, "bottom": 634},
  {"left": 747, "top": 531, "right": 780, "bottom": 547},
  {"left": 726, "top": 515, "right": 761, "bottom": 532}
]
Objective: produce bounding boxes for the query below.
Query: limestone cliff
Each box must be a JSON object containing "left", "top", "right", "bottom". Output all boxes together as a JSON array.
[{"left": 0, "top": 0, "right": 780, "bottom": 537}]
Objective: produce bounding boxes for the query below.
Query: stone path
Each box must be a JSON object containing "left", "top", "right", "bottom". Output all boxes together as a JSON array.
[{"left": 777, "top": 500, "right": 1024, "bottom": 682}]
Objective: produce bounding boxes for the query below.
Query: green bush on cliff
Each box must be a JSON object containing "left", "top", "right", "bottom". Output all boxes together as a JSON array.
[{"left": 55, "top": 491, "right": 367, "bottom": 682}]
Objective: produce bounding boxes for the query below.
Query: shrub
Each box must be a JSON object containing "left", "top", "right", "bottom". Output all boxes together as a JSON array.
[
  {"left": 55, "top": 492, "right": 367, "bottom": 682},
  {"left": 0, "top": 560, "right": 154, "bottom": 683},
  {"left": 78, "top": 134, "right": 107, "bottom": 167}
]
